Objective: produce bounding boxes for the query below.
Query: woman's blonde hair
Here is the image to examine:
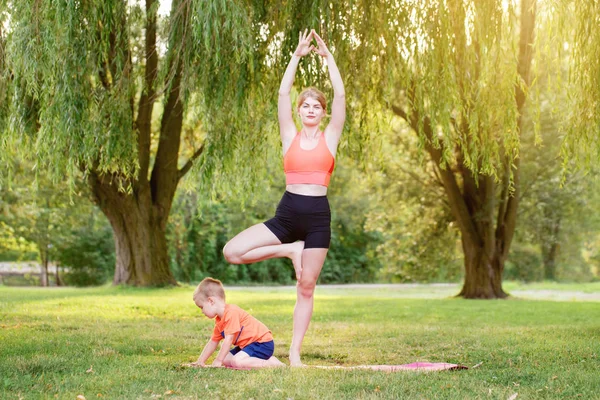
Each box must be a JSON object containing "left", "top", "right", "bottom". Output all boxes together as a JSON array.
[
  {"left": 193, "top": 277, "right": 225, "bottom": 303},
  {"left": 297, "top": 87, "right": 327, "bottom": 111}
]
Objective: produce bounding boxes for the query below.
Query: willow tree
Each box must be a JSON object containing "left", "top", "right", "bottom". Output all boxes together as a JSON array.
[
  {"left": 269, "top": 0, "right": 537, "bottom": 298},
  {"left": 1, "top": 0, "right": 269, "bottom": 286},
  {"left": 387, "top": 0, "right": 537, "bottom": 298}
]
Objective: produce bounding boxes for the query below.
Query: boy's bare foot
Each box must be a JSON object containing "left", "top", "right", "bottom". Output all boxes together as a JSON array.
[
  {"left": 266, "top": 356, "right": 286, "bottom": 368},
  {"left": 290, "top": 241, "right": 304, "bottom": 280}
]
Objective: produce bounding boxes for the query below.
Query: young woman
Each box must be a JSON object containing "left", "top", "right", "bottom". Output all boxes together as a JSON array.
[{"left": 222, "top": 29, "right": 345, "bottom": 366}]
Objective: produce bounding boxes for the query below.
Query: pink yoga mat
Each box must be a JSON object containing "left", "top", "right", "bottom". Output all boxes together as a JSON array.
[
  {"left": 223, "top": 362, "right": 467, "bottom": 371},
  {"left": 313, "top": 362, "right": 468, "bottom": 372}
]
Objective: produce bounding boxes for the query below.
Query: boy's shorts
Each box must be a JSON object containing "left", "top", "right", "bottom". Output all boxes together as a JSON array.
[{"left": 230, "top": 340, "right": 274, "bottom": 360}]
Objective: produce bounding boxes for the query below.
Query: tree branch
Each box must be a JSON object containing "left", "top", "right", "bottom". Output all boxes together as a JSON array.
[
  {"left": 150, "top": 0, "right": 190, "bottom": 224},
  {"left": 497, "top": 0, "right": 536, "bottom": 260},
  {"left": 392, "top": 103, "right": 482, "bottom": 248},
  {"left": 136, "top": 0, "right": 159, "bottom": 183},
  {"left": 96, "top": 18, "right": 111, "bottom": 90},
  {"left": 178, "top": 143, "right": 205, "bottom": 180}
]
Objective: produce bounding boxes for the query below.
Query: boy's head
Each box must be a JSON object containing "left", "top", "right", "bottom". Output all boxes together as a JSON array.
[{"left": 193, "top": 277, "right": 226, "bottom": 318}]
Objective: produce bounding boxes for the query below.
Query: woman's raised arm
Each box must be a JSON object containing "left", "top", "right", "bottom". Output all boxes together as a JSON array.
[
  {"left": 279, "top": 30, "right": 314, "bottom": 148},
  {"left": 312, "top": 30, "right": 346, "bottom": 145}
]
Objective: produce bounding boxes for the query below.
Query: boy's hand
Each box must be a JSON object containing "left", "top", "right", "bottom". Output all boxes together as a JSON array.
[
  {"left": 211, "top": 359, "right": 224, "bottom": 368},
  {"left": 183, "top": 361, "right": 206, "bottom": 368}
]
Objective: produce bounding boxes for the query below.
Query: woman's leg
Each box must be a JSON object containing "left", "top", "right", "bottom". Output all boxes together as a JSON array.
[
  {"left": 222, "top": 223, "right": 305, "bottom": 279},
  {"left": 289, "top": 248, "right": 328, "bottom": 367}
]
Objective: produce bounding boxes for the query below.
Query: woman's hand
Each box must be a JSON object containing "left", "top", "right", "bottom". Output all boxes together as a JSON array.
[
  {"left": 294, "top": 29, "right": 314, "bottom": 57},
  {"left": 311, "top": 30, "right": 331, "bottom": 58},
  {"left": 211, "top": 359, "right": 224, "bottom": 368}
]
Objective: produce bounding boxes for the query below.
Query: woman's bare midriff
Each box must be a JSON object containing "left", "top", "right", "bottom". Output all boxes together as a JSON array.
[{"left": 286, "top": 184, "right": 328, "bottom": 196}]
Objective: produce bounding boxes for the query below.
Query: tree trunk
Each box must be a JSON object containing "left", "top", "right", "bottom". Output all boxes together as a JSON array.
[
  {"left": 39, "top": 248, "right": 49, "bottom": 287},
  {"left": 453, "top": 171, "right": 509, "bottom": 299},
  {"left": 458, "top": 238, "right": 508, "bottom": 299},
  {"left": 55, "top": 263, "right": 62, "bottom": 286},
  {"left": 542, "top": 243, "right": 558, "bottom": 281},
  {"left": 542, "top": 220, "right": 560, "bottom": 280},
  {"left": 109, "top": 206, "right": 174, "bottom": 286},
  {"left": 89, "top": 173, "right": 177, "bottom": 286}
]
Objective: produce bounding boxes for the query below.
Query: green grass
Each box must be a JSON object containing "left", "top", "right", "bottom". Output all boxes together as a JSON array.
[{"left": 1, "top": 284, "right": 599, "bottom": 399}]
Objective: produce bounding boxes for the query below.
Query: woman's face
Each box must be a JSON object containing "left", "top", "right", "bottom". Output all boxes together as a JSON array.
[{"left": 298, "top": 97, "right": 325, "bottom": 127}]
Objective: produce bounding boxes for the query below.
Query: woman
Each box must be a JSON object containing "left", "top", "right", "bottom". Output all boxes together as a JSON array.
[{"left": 222, "top": 29, "right": 345, "bottom": 366}]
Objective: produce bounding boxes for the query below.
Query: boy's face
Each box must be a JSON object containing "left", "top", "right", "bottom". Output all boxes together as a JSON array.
[{"left": 195, "top": 296, "right": 218, "bottom": 319}]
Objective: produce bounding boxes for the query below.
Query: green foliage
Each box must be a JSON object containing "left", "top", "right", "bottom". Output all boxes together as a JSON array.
[
  {"left": 0, "top": 155, "right": 117, "bottom": 286},
  {"left": 320, "top": 219, "right": 381, "bottom": 283},
  {"left": 167, "top": 187, "right": 294, "bottom": 285},
  {"left": 363, "top": 123, "right": 463, "bottom": 283},
  {"left": 169, "top": 160, "right": 382, "bottom": 284},
  {"left": 505, "top": 244, "right": 544, "bottom": 283},
  {"left": 554, "top": 0, "right": 600, "bottom": 168},
  {"left": 4, "top": 0, "right": 138, "bottom": 181},
  {"left": 515, "top": 94, "right": 600, "bottom": 282},
  {"left": 0, "top": 222, "right": 38, "bottom": 261},
  {"left": 55, "top": 223, "right": 115, "bottom": 287},
  {"left": 3, "top": 0, "right": 600, "bottom": 290},
  {"left": 0, "top": 158, "right": 95, "bottom": 263}
]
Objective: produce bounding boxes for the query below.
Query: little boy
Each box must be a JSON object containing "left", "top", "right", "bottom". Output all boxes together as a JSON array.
[{"left": 187, "top": 277, "right": 285, "bottom": 369}]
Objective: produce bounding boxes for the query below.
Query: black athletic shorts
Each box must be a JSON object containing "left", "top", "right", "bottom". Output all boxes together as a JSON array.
[{"left": 264, "top": 191, "right": 331, "bottom": 249}]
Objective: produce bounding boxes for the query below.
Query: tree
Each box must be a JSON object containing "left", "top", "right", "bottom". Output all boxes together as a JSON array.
[
  {"left": 0, "top": 160, "right": 99, "bottom": 286},
  {"left": 390, "top": 0, "right": 534, "bottom": 298},
  {"left": 1, "top": 0, "right": 265, "bottom": 286},
  {"left": 297, "top": 0, "right": 535, "bottom": 298},
  {"left": 518, "top": 126, "right": 600, "bottom": 281}
]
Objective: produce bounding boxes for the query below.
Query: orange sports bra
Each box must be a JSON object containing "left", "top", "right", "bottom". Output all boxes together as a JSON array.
[{"left": 283, "top": 132, "right": 335, "bottom": 186}]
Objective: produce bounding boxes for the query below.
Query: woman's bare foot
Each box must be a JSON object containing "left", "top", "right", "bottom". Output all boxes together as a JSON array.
[
  {"left": 290, "top": 241, "right": 304, "bottom": 280},
  {"left": 289, "top": 350, "right": 305, "bottom": 367}
]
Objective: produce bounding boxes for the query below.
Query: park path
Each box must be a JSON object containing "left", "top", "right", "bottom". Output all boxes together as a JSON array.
[{"left": 228, "top": 283, "right": 600, "bottom": 302}]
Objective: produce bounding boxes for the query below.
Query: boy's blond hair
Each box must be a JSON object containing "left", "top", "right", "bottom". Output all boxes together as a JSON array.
[{"left": 193, "top": 277, "right": 226, "bottom": 303}]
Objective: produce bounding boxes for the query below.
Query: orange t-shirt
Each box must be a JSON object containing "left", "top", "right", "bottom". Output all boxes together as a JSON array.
[{"left": 211, "top": 304, "right": 273, "bottom": 348}]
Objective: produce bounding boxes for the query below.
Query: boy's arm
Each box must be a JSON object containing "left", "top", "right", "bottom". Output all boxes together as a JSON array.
[
  {"left": 212, "top": 334, "right": 235, "bottom": 367},
  {"left": 192, "top": 339, "right": 219, "bottom": 366}
]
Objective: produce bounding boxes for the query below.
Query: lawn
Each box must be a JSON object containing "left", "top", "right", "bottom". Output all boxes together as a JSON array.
[{"left": 1, "top": 284, "right": 598, "bottom": 399}]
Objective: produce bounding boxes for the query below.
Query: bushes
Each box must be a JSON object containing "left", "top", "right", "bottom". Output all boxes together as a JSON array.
[
  {"left": 55, "top": 225, "right": 115, "bottom": 286},
  {"left": 167, "top": 185, "right": 382, "bottom": 285},
  {"left": 505, "top": 245, "right": 544, "bottom": 283},
  {"left": 320, "top": 218, "right": 381, "bottom": 283}
]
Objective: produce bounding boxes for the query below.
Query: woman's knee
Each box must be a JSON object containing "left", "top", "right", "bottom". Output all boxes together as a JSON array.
[
  {"left": 297, "top": 278, "right": 317, "bottom": 298},
  {"left": 222, "top": 242, "right": 242, "bottom": 264}
]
